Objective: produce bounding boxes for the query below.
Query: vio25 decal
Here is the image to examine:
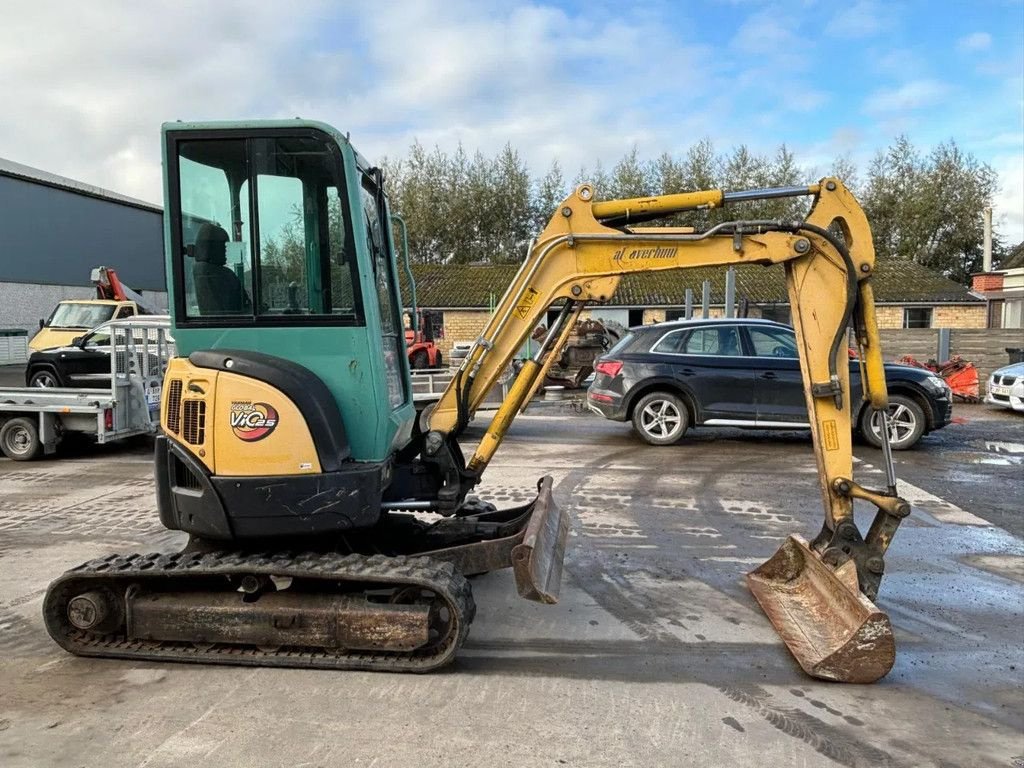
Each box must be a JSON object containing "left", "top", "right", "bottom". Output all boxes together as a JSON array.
[{"left": 230, "top": 401, "right": 279, "bottom": 442}]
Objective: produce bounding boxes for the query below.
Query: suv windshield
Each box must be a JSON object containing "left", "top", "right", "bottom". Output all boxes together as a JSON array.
[{"left": 47, "top": 303, "right": 116, "bottom": 329}]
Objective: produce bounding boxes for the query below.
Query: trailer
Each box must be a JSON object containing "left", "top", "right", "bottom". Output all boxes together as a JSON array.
[
  {"left": 410, "top": 367, "right": 512, "bottom": 411},
  {"left": 0, "top": 319, "right": 173, "bottom": 460}
]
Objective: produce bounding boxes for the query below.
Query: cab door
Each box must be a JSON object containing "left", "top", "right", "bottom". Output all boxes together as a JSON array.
[
  {"left": 63, "top": 328, "right": 113, "bottom": 386},
  {"left": 358, "top": 172, "right": 409, "bottom": 412},
  {"left": 651, "top": 324, "right": 755, "bottom": 422},
  {"left": 743, "top": 324, "right": 808, "bottom": 425}
]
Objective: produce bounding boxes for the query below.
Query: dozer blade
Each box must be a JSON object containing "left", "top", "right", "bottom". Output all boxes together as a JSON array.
[
  {"left": 511, "top": 476, "right": 570, "bottom": 604},
  {"left": 747, "top": 534, "right": 895, "bottom": 684}
]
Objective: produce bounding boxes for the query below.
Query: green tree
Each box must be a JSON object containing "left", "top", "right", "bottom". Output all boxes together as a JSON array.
[
  {"left": 492, "top": 144, "right": 533, "bottom": 262},
  {"left": 609, "top": 146, "right": 651, "bottom": 199},
  {"left": 380, "top": 134, "right": 1001, "bottom": 280},
  {"left": 863, "top": 136, "right": 998, "bottom": 283},
  {"left": 533, "top": 159, "right": 567, "bottom": 231}
]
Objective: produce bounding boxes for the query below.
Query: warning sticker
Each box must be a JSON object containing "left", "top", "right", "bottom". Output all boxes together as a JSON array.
[
  {"left": 514, "top": 287, "right": 540, "bottom": 320},
  {"left": 823, "top": 419, "right": 840, "bottom": 451}
]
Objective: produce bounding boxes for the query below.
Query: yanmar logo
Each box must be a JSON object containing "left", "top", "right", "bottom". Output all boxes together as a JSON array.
[{"left": 230, "top": 401, "right": 279, "bottom": 442}]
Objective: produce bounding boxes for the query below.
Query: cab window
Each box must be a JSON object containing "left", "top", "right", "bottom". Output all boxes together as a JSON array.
[
  {"left": 682, "top": 326, "right": 741, "bottom": 356},
  {"left": 747, "top": 326, "right": 798, "bottom": 358},
  {"left": 651, "top": 329, "right": 689, "bottom": 354},
  {"left": 360, "top": 174, "right": 406, "bottom": 408},
  {"left": 174, "top": 133, "right": 360, "bottom": 324},
  {"left": 82, "top": 331, "right": 111, "bottom": 347}
]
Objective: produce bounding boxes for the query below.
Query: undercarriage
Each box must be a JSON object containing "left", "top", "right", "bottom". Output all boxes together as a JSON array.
[{"left": 43, "top": 478, "right": 567, "bottom": 671}]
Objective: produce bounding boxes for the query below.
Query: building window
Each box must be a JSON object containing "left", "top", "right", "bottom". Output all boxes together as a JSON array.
[
  {"left": 903, "top": 307, "right": 932, "bottom": 328},
  {"left": 1005, "top": 299, "right": 1023, "bottom": 329},
  {"left": 760, "top": 305, "right": 791, "bottom": 324}
]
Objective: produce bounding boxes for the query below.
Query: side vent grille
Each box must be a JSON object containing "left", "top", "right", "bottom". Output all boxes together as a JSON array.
[
  {"left": 182, "top": 400, "right": 206, "bottom": 445},
  {"left": 172, "top": 454, "right": 203, "bottom": 491},
  {"left": 166, "top": 379, "right": 183, "bottom": 434}
]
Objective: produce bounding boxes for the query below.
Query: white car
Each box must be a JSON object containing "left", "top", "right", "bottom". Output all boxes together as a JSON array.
[{"left": 985, "top": 362, "right": 1024, "bottom": 412}]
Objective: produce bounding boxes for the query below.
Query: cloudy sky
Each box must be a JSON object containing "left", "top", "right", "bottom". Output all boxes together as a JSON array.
[{"left": 2, "top": 0, "right": 1022, "bottom": 241}]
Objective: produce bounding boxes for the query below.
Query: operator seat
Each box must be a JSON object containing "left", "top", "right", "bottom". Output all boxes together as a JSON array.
[{"left": 193, "top": 223, "right": 251, "bottom": 315}]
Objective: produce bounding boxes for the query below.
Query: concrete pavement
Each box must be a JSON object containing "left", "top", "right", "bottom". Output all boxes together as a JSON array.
[{"left": 0, "top": 407, "right": 1021, "bottom": 767}]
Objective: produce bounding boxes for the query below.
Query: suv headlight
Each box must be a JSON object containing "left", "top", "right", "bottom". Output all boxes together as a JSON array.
[{"left": 923, "top": 375, "right": 949, "bottom": 393}]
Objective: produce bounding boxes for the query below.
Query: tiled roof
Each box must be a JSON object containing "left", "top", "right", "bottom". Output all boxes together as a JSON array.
[{"left": 403, "top": 258, "right": 980, "bottom": 308}]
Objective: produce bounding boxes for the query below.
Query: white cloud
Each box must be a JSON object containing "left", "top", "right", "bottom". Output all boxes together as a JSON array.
[
  {"left": 863, "top": 80, "right": 949, "bottom": 113},
  {"left": 957, "top": 32, "right": 993, "bottom": 52},
  {"left": 0, "top": 0, "right": 335, "bottom": 204},
  {"left": 0, "top": 0, "right": 1018, "bottom": 246},
  {"left": 994, "top": 154, "right": 1024, "bottom": 245},
  {"left": 825, "top": 1, "right": 887, "bottom": 38},
  {"left": 0, "top": 1, "right": 741, "bottom": 202}
]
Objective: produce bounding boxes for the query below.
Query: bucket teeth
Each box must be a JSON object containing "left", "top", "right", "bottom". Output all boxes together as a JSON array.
[{"left": 747, "top": 534, "right": 895, "bottom": 684}]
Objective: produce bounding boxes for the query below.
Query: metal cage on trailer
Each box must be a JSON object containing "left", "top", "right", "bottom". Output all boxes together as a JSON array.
[{"left": 0, "top": 318, "right": 174, "bottom": 460}]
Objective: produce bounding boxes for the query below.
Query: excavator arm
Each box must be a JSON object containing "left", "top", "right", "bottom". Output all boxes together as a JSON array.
[{"left": 426, "top": 178, "right": 910, "bottom": 683}]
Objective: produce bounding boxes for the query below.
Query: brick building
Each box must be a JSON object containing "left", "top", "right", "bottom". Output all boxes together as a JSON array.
[
  {"left": 404, "top": 260, "right": 986, "bottom": 356},
  {"left": 970, "top": 243, "right": 1024, "bottom": 328}
]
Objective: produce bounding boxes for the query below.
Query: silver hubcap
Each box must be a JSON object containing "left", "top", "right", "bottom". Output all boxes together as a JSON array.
[
  {"left": 6, "top": 427, "right": 31, "bottom": 453},
  {"left": 32, "top": 373, "right": 56, "bottom": 387},
  {"left": 641, "top": 400, "right": 682, "bottom": 439},
  {"left": 870, "top": 404, "right": 916, "bottom": 445}
]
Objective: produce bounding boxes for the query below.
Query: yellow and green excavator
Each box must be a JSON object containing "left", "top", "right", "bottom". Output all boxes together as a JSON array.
[{"left": 44, "top": 121, "right": 910, "bottom": 683}]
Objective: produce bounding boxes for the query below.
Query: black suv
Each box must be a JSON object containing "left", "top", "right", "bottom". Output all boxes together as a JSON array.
[
  {"left": 25, "top": 317, "right": 171, "bottom": 389},
  {"left": 587, "top": 318, "right": 952, "bottom": 449}
]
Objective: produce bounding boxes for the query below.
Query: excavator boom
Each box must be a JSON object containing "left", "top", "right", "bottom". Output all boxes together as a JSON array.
[{"left": 427, "top": 178, "right": 909, "bottom": 682}]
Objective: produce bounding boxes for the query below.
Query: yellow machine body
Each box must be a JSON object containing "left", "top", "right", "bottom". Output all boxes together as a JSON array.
[{"left": 161, "top": 357, "right": 322, "bottom": 477}]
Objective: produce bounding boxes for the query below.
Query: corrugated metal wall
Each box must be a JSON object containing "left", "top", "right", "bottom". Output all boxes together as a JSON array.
[
  {"left": 0, "top": 281, "right": 168, "bottom": 336},
  {"left": 0, "top": 174, "right": 164, "bottom": 290}
]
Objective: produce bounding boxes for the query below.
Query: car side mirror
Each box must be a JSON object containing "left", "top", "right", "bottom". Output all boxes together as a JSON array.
[
  {"left": 71, "top": 336, "right": 85, "bottom": 346},
  {"left": 39, "top": 318, "right": 45, "bottom": 329}
]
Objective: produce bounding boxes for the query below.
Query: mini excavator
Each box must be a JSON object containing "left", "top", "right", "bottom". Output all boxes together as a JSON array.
[{"left": 44, "top": 121, "right": 910, "bottom": 683}]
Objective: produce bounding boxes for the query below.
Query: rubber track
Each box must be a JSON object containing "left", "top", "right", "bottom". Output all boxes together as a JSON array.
[{"left": 43, "top": 550, "right": 475, "bottom": 673}]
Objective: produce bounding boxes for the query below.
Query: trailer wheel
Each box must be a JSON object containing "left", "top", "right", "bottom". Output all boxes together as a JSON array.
[{"left": 0, "top": 417, "right": 43, "bottom": 461}]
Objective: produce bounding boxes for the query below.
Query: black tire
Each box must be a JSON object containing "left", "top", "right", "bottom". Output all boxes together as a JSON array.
[
  {"left": 860, "top": 394, "right": 926, "bottom": 450},
  {"left": 28, "top": 368, "right": 61, "bottom": 388},
  {"left": 411, "top": 350, "right": 429, "bottom": 369},
  {"left": 631, "top": 391, "right": 689, "bottom": 445},
  {"left": 0, "top": 417, "right": 43, "bottom": 461}
]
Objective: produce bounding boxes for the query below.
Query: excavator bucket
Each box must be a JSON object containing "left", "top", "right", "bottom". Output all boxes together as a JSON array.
[
  {"left": 747, "top": 535, "right": 895, "bottom": 684},
  {"left": 511, "top": 476, "right": 570, "bottom": 604}
]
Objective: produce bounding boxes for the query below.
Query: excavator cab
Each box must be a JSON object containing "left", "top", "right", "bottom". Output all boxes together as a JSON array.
[{"left": 156, "top": 122, "right": 418, "bottom": 538}]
